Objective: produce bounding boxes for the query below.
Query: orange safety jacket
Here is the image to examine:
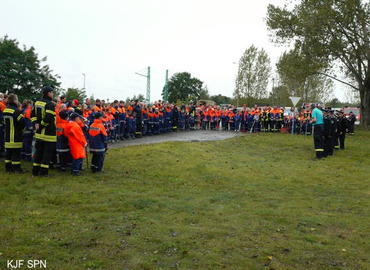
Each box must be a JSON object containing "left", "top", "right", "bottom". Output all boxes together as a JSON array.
[{"left": 65, "top": 121, "right": 87, "bottom": 159}]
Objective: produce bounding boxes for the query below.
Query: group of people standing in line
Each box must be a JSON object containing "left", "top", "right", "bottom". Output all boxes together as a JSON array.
[
  {"left": 310, "top": 104, "right": 354, "bottom": 159},
  {"left": 0, "top": 87, "right": 358, "bottom": 176}
]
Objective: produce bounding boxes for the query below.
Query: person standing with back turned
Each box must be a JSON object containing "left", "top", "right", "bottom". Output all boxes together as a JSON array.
[
  {"left": 3, "top": 94, "right": 25, "bottom": 173},
  {"left": 31, "top": 86, "right": 57, "bottom": 176},
  {"left": 311, "top": 104, "right": 324, "bottom": 159}
]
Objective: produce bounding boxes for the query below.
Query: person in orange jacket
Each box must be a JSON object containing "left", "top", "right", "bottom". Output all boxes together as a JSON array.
[
  {"left": 56, "top": 110, "right": 71, "bottom": 171},
  {"left": 65, "top": 113, "right": 87, "bottom": 176}
]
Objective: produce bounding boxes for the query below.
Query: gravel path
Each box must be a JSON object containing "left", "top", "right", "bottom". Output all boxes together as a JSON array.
[{"left": 110, "top": 130, "right": 241, "bottom": 148}]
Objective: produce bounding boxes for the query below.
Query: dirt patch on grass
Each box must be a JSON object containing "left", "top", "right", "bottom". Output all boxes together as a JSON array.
[{"left": 110, "top": 130, "right": 242, "bottom": 148}]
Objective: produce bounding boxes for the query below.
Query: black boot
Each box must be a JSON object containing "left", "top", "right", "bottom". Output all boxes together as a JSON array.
[
  {"left": 71, "top": 171, "right": 81, "bottom": 176},
  {"left": 5, "top": 162, "right": 13, "bottom": 173},
  {"left": 13, "top": 164, "right": 26, "bottom": 174},
  {"left": 32, "top": 165, "right": 40, "bottom": 176},
  {"left": 39, "top": 167, "right": 49, "bottom": 177},
  {"left": 91, "top": 165, "right": 97, "bottom": 173}
]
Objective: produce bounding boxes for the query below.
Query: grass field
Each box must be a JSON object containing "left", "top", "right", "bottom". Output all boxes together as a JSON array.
[{"left": 0, "top": 131, "right": 369, "bottom": 270}]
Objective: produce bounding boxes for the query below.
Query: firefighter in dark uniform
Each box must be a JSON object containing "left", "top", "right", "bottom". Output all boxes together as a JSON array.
[
  {"left": 348, "top": 112, "right": 356, "bottom": 135},
  {"left": 335, "top": 110, "right": 348, "bottom": 150},
  {"left": 172, "top": 105, "right": 179, "bottom": 131},
  {"left": 133, "top": 100, "right": 142, "bottom": 138},
  {"left": 31, "top": 86, "right": 57, "bottom": 176},
  {"left": 261, "top": 108, "right": 267, "bottom": 132},
  {"left": 3, "top": 94, "right": 25, "bottom": 173},
  {"left": 323, "top": 109, "right": 334, "bottom": 157}
]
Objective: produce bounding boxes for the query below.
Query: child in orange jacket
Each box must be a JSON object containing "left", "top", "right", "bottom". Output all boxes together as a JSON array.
[{"left": 65, "top": 113, "right": 87, "bottom": 176}]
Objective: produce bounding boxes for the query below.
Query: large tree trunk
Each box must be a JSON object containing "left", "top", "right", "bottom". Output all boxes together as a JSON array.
[{"left": 360, "top": 78, "right": 370, "bottom": 129}]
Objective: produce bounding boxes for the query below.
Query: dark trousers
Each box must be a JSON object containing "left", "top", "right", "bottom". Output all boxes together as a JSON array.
[
  {"left": 33, "top": 140, "right": 56, "bottom": 176},
  {"left": 91, "top": 153, "right": 105, "bottom": 172},
  {"left": 313, "top": 124, "right": 324, "bottom": 158},
  {"left": 72, "top": 158, "right": 83, "bottom": 173},
  {"left": 135, "top": 118, "right": 142, "bottom": 136},
  {"left": 338, "top": 133, "right": 346, "bottom": 149},
  {"left": 323, "top": 136, "right": 333, "bottom": 157},
  {"left": 0, "top": 125, "right": 5, "bottom": 156},
  {"left": 57, "top": 151, "right": 71, "bottom": 168},
  {"left": 22, "top": 135, "right": 33, "bottom": 161},
  {"left": 5, "top": 148, "right": 22, "bottom": 172},
  {"left": 119, "top": 121, "right": 125, "bottom": 138},
  {"left": 348, "top": 123, "right": 355, "bottom": 134}
]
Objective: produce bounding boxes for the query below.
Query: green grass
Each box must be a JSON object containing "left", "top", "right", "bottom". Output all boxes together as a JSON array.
[{"left": 1, "top": 131, "right": 369, "bottom": 270}]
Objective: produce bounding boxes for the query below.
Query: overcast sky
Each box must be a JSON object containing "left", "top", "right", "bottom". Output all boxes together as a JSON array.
[{"left": 1, "top": 0, "right": 346, "bottom": 102}]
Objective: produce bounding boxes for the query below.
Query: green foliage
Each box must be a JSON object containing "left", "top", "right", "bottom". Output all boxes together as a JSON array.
[
  {"left": 326, "top": 97, "right": 360, "bottom": 108},
  {"left": 132, "top": 94, "right": 145, "bottom": 102},
  {"left": 266, "top": 0, "right": 370, "bottom": 127},
  {"left": 163, "top": 72, "right": 204, "bottom": 103},
  {"left": 198, "top": 85, "right": 210, "bottom": 100},
  {"left": 269, "top": 85, "right": 291, "bottom": 107},
  {"left": 276, "top": 48, "right": 333, "bottom": 104},
  {"left": 0, "top": 132, "right": 369, "bottom": 269},
  {"left": 234, "top": 96, "right": 273, "bottom": 107},
  {"left": 234, "top": 45, "right": 271, "bottom": 100},
  {"left": 0, "top": 36, "right": 60, "bottom": 100},
  {"left": 125, "top": 94, "right": 145, "bottom": 104},
  {"left": 62, "top": 87, "right": 87, "bottom": 103},
  {"left": 210, "top": 94, "right": 233, "bottom": 105}
]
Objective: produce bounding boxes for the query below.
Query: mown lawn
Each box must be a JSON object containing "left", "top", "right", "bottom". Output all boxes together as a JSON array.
[{"left": 0, "top": 131, "right": 369, "bottom": 270}]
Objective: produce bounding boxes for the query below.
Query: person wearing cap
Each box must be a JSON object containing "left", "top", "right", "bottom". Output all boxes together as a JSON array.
[
  {"left": 311, "top": 104, "right": 325, "bottom": 159},
  {"left": 71, "top": 99, "right": 83, "bottom": 115},
  {"left": 3, "top": 94, "right": 25, "bottom": 173},
  {"left": 323, "top": 108, "right": 334, "bottom": 157},
  {"left": 335, "top": 110, "right": 348, "bottom": 150},
  {"left": 348, "top": 111, "right": 356, "bottom": 135},
  {"left": 65, "top": 113, "right": 87, "bottom": 176},
  {"left": 88, "top": 112, "right": 108, "bottom": 173},
  {"left": 31, "top": 86, "right": 57, "bottom": 176}
]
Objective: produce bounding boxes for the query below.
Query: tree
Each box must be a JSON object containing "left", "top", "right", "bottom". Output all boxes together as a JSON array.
[
  {"left": 0, "top": 36, "right": 60, "bottom": 100},
  {"left": 125, "top": 94, "right": 145, "bottom": 104},
  {"left": 326, "top": 98, "right": 342, "bottom": 108},
  {"left": 269, "top": 85, "right": 291, "bottom": 106},
  {"left": 163, "top": 72, "right": 204, "bottom": 103},
  {"left": 276, "top": 48, "right": 333, "bottom": 104},
  {"left": 210, "top": 94, "right": 233, "bottom": 105},
  {"left": 63, "top": 88, "right": 87, "bottom": 102},
  {"left": 132, "top": 94, "right": 145, "bottom": 102},
  {"left": 267, "top": 0, "right": 370, "bottom": 127},
  {"left": 234, "top": 45, "right": 271, "bottom": 100},
  {"left": 344, "top": 87, "right": 361, "bottom": 106},
  {"left": 199, "top": 85, "right": 210, "bottom": 100}
]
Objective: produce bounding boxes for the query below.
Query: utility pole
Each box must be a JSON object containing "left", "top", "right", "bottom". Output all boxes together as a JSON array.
[
  {"left": 82, "top": 73, "right": 86, "bottom": 89},
  {"left": 163, "top": 69, "right": 169, "bottom": 102},
  {"left": 135, "top": 66, "right": 151, "bottom": 103}
]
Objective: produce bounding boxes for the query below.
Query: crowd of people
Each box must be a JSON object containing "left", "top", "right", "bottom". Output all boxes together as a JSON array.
[
  {"left": 0, "top": 87, "right": 358, "bottom": 175},
  {"left": 310, "top": 104, "right": 355, "bottom": 159}
]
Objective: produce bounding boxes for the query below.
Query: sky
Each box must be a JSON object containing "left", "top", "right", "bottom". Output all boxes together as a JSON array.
[{"left": 0, "top": 0, "right": 347, "bottom": 102}]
